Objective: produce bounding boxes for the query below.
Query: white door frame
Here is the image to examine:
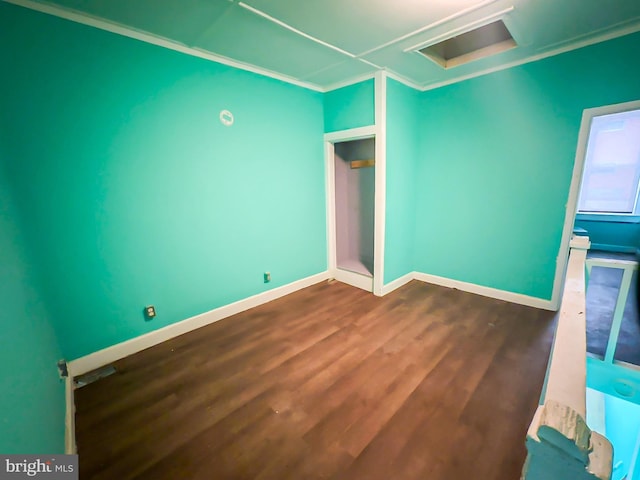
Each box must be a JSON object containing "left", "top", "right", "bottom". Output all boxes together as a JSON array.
[
  {"left": 324, "top": 126, "right": 378, "bottom": 293},
  {"left": 324, "top": 71, "right": 387, "bottom": 296},
  {"left": 552, "top": 99, "right": 640, "bottom": 309}
]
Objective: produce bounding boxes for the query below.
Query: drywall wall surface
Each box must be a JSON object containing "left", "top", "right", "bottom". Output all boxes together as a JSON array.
[
  {"left": 0, "top": 3, "right": 327, "bottom": 360},
  {"left": 0, "top": 154, "right": 65, "bottom": 454},
  {"left": 414, "top": 31, "right": 640, "bottom": 300},
  {"left": 324, "top": 78, "right": 375, "bottom": 133},
  {"left": 604, "top": 394, "right": 640, "bottom": 480},
  {"left": 574, "top": 218, "right": 640, "bottom": 253},
  {"left": 384, "top": 78, "right": 420, "bottom": 284}
]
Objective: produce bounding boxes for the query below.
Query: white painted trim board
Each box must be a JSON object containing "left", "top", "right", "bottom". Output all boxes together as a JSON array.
[
  {"left": 68, "top": 267, "right": 553, "bottom": 389},
  {"left": 380, "top": 272, "right": 414, "bottom": 296},
  {"left": 420, "top": 18, "right": 640, "bottom": 92},
  {"left": 4, "top": 0, "right": 324, "bottom": 92},
  {"left": 64, "top": 376, "right": 76, "bottom": 454},
  {"left": 324, "top": 126, "right": 376, "bottom": 143},
  {"left": 403, "top": 7, "right": 516, "bottom": 53},
  {"left": 372, "top": 71, "right": 387, "bottom": 296},
  {"left": 379, "top": 271, "right": 553, "bottom": 309},
  {"left": 6, "top": 0, "right": 640, "bottom": 94},
  {"left": 324, "top": 141, "right": 337, "bottom": 274},
  {"left": 553, "top": 99, "right": 640, "bottom": 311},
  {"left": 322, "top": 74, "right": 377, "bottom": 94},
  {"left": 412, "top": 272, "right": 555, "bottom": 310},
  {"left": 323, "top": 125, "right": 380, "bottom": 297},
  {"left": 68, "top": 271, "right": 330, "bottom": 377},
  {"left": 332, "top": 268, "right": 373, "bottom": 292}
]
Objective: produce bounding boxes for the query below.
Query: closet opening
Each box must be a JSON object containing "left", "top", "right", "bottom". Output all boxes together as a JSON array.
[{"left": 332, "top": 137, "right": 375, "bottom": 289}]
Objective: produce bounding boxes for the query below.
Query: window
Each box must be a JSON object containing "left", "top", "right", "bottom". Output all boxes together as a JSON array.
[{"left": 578, "top": 104, "right": 640, "bottom": 216}]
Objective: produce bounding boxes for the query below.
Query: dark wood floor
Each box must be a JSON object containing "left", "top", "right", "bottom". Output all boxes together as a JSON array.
[{"left": 75, "top": 280, "right": 556, "bottom": 480}]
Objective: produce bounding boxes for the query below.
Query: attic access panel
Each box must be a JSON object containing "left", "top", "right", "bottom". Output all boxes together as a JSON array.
[{"left": 418, "top": 19, "right": 516, "bottom": 69}]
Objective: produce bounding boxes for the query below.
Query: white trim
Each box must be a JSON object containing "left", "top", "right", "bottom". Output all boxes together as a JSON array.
[
  {"left": 383, "top": 69, "right": 423, "bottom": 91},
  {"left": 413, "top": 272, "right": 555, "bottom": 310},
  {"left": 324, "top": 126, "right": 378, "bottom": 296},
  {"left": 7, "top": 0, "right": 640, "bottom": 95},
  {"left": 67, "top": 271, "right": 329, "bottom": 376},
  {"left": 4, "top": 0, "right": 324, "bottom": 92},
  {"left": 301, "top": 60, "right": 363, "bottom": 85},
  {"left": 552, "top": 99, "right": 640, "bottom": 310},
  {"left": 324, "top": 125, "right": 377, "bottom": 143},
  {"left": 581, "top": 99, "right": 640, "bottom": 117},
  {"left": 404, "top": 7, "right": 516, "bottom": 53},
  {"left": 332, "top": 268, "right": 374, "bottom": 292},
  {"left": 358, "top": 58, "right": 382, "bottom": 69},
  {"left": 380, "top": 272, "right": 414, "bottom": 295},
  {"left": 322, "top": 73, "right": 376, "bottom": 94},
  {"left": 550, "top": 107, "right": 593, "bottom": 310},
  {"left": 64, "top": 376, "right": 76, "bottom": 454},
  {"left": 585, "top": 257, "right": 638, "bottom": 270},
  {"left": 536, "top": 15, "right": 640, "bottom": 53},
  {"left": 570, "top": 235, "right": 591, "bottom": 250},
  {"left": 325, "top": 141, "right": 337, "bottom": 273},
  {"left": 355, "top": 0, "right": 499, "bottom": 57},
  {"left": 420, "top": 19, "right": 640, "bottom": 92},
  {"left": 322, "top": 19, "right": 640, "bottom": 94},
  {"left": 237, "top": 2, "right": 355, "bottom": 59},
  {"left": 373, "top": 71, "right": 387, "bottom": 297}
]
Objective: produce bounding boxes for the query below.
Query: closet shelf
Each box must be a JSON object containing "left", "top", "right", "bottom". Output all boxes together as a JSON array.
[{"left": 350, "top": 159, "right": 375, "bottom": 169}]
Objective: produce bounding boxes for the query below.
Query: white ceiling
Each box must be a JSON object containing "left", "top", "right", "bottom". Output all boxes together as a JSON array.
[{"left": 8, "top": 0, "right": 640, "bottom": 91}]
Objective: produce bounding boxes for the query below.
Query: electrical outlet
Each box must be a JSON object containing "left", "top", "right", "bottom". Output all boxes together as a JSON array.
[
  {"left": 57, "top": 359, "right": 68, "bottom": 378},
  {"left": 264, "top": 272, "right": 271, "bottom": 283},
  {"left": 144, "top": 305, "right": 156, "bottom": 320}
]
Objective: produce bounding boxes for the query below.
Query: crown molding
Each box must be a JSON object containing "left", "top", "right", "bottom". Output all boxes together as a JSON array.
[{"left": 4, "top": 0, "right": 325, "bottom": 92}]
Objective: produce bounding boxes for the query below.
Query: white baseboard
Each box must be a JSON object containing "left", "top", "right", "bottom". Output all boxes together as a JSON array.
[
  {"left": 332, "top": 268, "right": 373, "bottom": 292},
  {"left": 68, "top": 268, "right": 553, "bottom": 377},
  {"left": 64, "top": 376, "right": 76, "bottom": 454},
  {"left": 413, "top": 272, "right": 555, "bottom": 311},
  {"left": 68, "top": 271, "right": 330, "bottom": 377},
  {"left": 380, "top": 272, "right": 414, "bottom": 295}
]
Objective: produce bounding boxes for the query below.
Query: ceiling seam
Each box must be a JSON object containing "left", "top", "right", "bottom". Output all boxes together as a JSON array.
[
  {"left": 237, "top": 2, "right": 356, "bottom": 59},
  {"left": 3, "top": 0, "right": 326, "bottom": 92}
]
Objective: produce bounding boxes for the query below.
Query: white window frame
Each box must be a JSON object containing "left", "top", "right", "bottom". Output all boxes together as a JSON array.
[{"left": 576, "top": 100, "right": 640, "bottom": 222}]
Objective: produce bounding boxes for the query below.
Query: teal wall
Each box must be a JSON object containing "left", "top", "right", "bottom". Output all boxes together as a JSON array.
[
  {"left": 384, "top": 78, "right": 419, "bottom": 284},
  {"left": 574, "top": 217, "right": 640, "bottom": 253},
  {"left": 0, "top": 157, "right": 65, "bottom": 454},
  {"left": 323, "top": 78, "right": 375, "bottom": 133},
  {"left": 3, "top": 0, "right": 640, "bottom": 454},
  {"left": 414, "top": 32, "right": 640, "bottom": 300},
  {"left": 604, "top": 394, "right": 640, "bottom": 480},
  {"left": 0, "top": 3, "right": 327, "bottom": 360}
]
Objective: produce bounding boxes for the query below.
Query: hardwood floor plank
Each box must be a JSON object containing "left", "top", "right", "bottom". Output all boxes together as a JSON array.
[{"left": 75, "top": 280, "right": 556, "bottom": 480}]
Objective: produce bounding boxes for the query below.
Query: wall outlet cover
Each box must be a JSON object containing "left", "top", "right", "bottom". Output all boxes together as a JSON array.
[{"left": 144, "top": 305, "right": 157, "bottom": 320}]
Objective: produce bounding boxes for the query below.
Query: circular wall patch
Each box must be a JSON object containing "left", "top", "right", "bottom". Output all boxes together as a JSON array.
[
  {"left": 613, "top": 379, "right": 636, "bottom": 398},
  {"left": 219, "top": 110, "right": 234, "bottom": 126}
]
